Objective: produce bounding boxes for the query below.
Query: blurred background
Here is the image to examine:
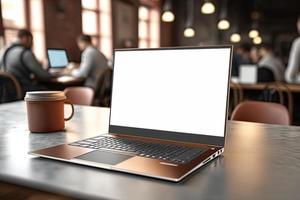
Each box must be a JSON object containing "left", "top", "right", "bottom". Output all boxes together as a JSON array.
[
  {"left": 1, "top": 0, "right": 300, "bottom": 125},
  {"left": 0, "top": 0, "right": 299, "bottom": 63}
]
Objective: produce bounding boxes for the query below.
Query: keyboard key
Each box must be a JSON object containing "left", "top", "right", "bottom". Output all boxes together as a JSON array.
[{"left": 70, "top": 136, "right": 205, "bottom": 164}]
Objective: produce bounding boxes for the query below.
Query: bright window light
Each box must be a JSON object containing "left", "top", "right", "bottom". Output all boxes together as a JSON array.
[{"left": 139, "top": 6, "right": 149, "bottom": 21}]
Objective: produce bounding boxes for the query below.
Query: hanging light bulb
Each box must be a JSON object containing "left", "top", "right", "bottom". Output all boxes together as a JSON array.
[
  {"left": 184, "top": 27, "right": 195, "bottom": 37},
  {"left": 253, "top": 36, "right": 262, "bottom": 44},
  {"left": 162, "top": 11, "right": 175, "bottom": 22},
  {"left": 201, "top": 1, "right": 215, "bottom": 14},
  {"left": 218, "top": 19, "right": 230, "bottom": 30},
  {"left": 230, "top": 33, "right": 241, "bottom": 43},
  {"left": 249, "top": 29, "right": 259, "bottom": 38}
]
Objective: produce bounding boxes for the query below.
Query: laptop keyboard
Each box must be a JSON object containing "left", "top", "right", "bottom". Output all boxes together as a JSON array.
[{"left": 70, "top": 136, "right": 205, "bottom": 164}]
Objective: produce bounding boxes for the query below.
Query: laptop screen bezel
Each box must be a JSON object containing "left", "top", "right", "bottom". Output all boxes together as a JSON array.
[
  {"left": 47, "top": 48, "right": 69, "bottom": 68},
  {"left": 108, "top": 46, "right": 233, "bottom": 147}
]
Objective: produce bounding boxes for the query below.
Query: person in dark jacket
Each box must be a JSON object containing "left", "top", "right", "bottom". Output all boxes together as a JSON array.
[{"left": 0, "top": 29, "right": 53, "bottom": 91}]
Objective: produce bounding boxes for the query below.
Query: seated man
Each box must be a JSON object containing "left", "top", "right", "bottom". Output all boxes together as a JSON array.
[
  {"left": 285, "top": 16, "right": 300, "bottom": 83},
  {"left": 69, "top": 35, "right": 109, "bottom": 91},
  {"left": 231, "top": 43, "right": 252, "bottom": 77},
  {"left": 258, "top": 43, "right": 285, "bottom": 81},
  {"left": 0, "top": 29, "right": 53, "bottom": 92}
]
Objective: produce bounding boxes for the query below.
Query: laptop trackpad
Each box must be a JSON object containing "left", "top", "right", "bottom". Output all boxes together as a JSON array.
[{"left": 76, "top": 150, "right": 133, "bottom": 165}]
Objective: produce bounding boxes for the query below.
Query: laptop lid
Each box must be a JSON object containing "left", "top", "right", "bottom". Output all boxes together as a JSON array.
[
  {"left": 239, "top": 64, "right": 257, "bottom": 84},
  {"left": 47, "top": 48, "right": 69, "bottom": 68},
  {"left": 109, "top": 46, "right": 232, "bottom": 146}
]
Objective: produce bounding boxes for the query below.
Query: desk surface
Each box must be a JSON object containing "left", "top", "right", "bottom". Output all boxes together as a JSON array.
[
  {"left": 49, "top": 76, "right": 85, "bottom": 85},
  {"left": 230, "top": 82, "right": 300, "bottom": 92},
  {"left": 40, "top": 76, "right": 85, "bottom": 90},
  {"left": 1, "top": 102, "right": 300, "bottom": 200}
]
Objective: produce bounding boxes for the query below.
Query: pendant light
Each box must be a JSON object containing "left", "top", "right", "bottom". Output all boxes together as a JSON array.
[
  {"left": 217, "top": 0, "right": 230, "bottom": 30},
  {"left": 230, "top": 33, "right": 241, "bottom": 43},
  {"left": 248, "top": 20, "right": 259, "bottom": 38},
  {"left": 249, "top": 29, "right": 259, "bottom": 38},
  {"left": 218, "top": 19, "right": 230, "bottom": 30},
  {"left": 253, "top": 36, "right": 262, "bottom": 44},
  {"left": 201, "top": 0, "right": 215, "bottom": 14},
  {"left": 184, "top": 28, "right": 195, "bottom": 37},
  {"left": 184, "top": 0, "right": 196, "bottom": 37},
  {"left": 162, "top": 0, "right": 175, "bottom": 22}
]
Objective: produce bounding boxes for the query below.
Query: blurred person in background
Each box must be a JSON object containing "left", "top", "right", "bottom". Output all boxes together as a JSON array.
[
  {"left": 285, "top": 15, "right": 300, "bottom": 83},
  {"left": 67, "top": 35, "right": 109, "bottom": 91},
  {"left": 0, "top": 29, "right": 53, "bottom": 92},
  {"left": 231, "top": 43, "right": 252, "bottom": 77},
  {"left": 250, "top": 46, "right": 260, "bottom": 64},
  {"left": 258, "top": 43, "right": 285, "bottom": 81}
]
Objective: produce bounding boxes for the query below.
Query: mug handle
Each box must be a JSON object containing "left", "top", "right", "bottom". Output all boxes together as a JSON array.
[{"left": 64, "top": 100, "right": 74, "bottom": 121}]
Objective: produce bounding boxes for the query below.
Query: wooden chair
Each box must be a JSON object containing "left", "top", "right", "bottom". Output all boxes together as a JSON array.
[
  {"left": 0, "top": 71, "right": 23, "bottom": 102},
  {"left": 64, "top": 87, "right": 94, "bottom": 106},
  {"left": 231, "top": 101, "right": 290, "bottom": 125},
  {"left": 93, "top": 68, "right": 112, "bottom": 107}
]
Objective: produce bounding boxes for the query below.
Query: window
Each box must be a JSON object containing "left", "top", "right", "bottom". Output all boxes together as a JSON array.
[
  {"left": 1, "top": 0, "right": 46, "bottom": 61},
  {"left": 1, "top": 0, "right": 26, "bottom": 44},
  {"left": 81, "top": 0, "right": 113, "bottom": 59},
  {"left": 138, "top": 6, "right": 160, "bottom": 48},
  {"left": 29, "top": 0, "right": 46, "bottom": 61}
]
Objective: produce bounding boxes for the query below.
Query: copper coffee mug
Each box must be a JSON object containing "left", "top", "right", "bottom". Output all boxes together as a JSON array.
[{"left": 25, "top": 91, "right": 74, "bottom": 133}]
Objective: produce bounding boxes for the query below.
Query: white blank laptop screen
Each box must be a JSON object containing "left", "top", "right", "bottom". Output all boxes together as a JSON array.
[{"left": 110, "top": 48, "right": 231, "bottom": 137}]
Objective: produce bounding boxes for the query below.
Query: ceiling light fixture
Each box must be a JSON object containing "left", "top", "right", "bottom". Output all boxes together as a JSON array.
[
  {"left": 162, "top": 0, "right": 175, "bottom": 22},
  {"left": 184, "top": 27, "right": 195, "bottom": 37},
  {"left": 230, "top": 33, "right": 241, "bottom": 43},
  {"left": 201, "top": 0, "right": 215, "bottom": 14},
  {"left": 253, "top": 36, "right": 262, "bottom": 44},
  {"left": 218, "top": 19, "right": 230, "bottom": 30},
  {"left": 184, "top": 0, "right": 195, "bottom": 38},
  {"left": 162, "top": 11, "right": 175, "bottom": 22},
  {"left": 249, "top": 29, "right": 259, "bottom": 38},
  {"left": 218, "top": 0, "right": 230, "bottom": 30}
]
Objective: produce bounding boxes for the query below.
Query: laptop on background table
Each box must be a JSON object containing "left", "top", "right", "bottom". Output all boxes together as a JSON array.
[
  {"left": 30, "top": 46, "right": 233, "bottom": 182},
  {"left": 47, "top": 48, "right": 70, "bottom": 75},
  {"left": 239, "top": 64, "right": 258, "bottom": 84}
]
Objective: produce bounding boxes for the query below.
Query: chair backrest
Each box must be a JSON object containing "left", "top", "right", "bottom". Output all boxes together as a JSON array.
[
  {"left": 231, "top": 101, "right": 290, "bottom": 125},
  {"left": 0, "top": 71, "right": 23, "bottom": 103},
  {"left": 64, "top": 87, "right": 94, "bottom": 106},
  {"left": 94, "top": 68, "right": 112, "bottom": 107},
  {"left": 257, "top": 67, "right": 275, "bottom": 82}
]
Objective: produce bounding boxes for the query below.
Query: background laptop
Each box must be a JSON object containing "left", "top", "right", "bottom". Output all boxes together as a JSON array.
[
  {"left": 239, "top": 64, "right": 258, "bottom": 84},
  {"left": 31, "top": 46, "right": 233, "bottom": 182},
  {"left": 47, "top": 48, "right": 69, "bottom": 74}
]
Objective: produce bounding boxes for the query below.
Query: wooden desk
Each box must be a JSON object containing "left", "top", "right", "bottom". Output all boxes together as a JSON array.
[
  {"left": 1, "top": 102, "right": 300, "bottom": 200},
  {"left": 230, "top": 82, "right": 300, "bottom": 92},
  {"left": 230, "top": 82, "right": 300, "bottom": 119},
  {"left": 41, "top": 76, "right": 85, "bottom": 90}
]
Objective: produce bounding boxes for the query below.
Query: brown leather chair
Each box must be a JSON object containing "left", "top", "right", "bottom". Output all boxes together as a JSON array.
[
  {"left": 64, "top": 87, "right": 94, "bottom": 106},
  {"left": 231, "top": 101, "right": 290, "bottom": 125},
  {"left": 0, "top": 71, "right": 23, "bottom": 102}
]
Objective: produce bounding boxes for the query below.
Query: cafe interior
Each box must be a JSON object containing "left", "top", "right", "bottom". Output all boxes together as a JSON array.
[{"left": 0, "top": 0, "right": 300, "bottom": 199}]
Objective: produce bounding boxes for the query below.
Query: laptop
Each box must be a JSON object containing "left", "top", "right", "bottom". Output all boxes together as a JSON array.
[
  {"left": 30, "top": 46, "right": 233, "bottom": 182},
  {"left": 47, "top": 48, "right": 69, "bottom": 75},
  {"left": 239, "top": 64, "right": 257, "bottom": 84}
]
